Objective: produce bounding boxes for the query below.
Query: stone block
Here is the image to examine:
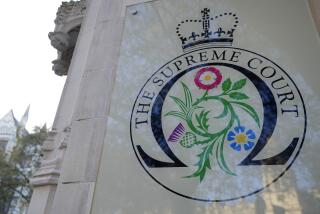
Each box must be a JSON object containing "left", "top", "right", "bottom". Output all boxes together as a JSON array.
[
  {"left": 85, "top": 18, "right": 125, "bottom": 71},
  {"left": 60, "top": 118, "right": 107, "bottom": 183},
  {"left": 72, "top": 67, "right": 115, "bottom": 121},
  {"left": 50, "top": 182, "right": 95, "bottom": 214},
  {"left": 27, "top": 185, "right": 57, "bottom": 214},
  {"left": 97, "top": 0, "right": 123, "bottom": 22}
]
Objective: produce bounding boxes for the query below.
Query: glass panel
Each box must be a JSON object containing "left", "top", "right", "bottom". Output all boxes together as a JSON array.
[{"left": 91, "top": 0, "right": 320, "bottom": 213}]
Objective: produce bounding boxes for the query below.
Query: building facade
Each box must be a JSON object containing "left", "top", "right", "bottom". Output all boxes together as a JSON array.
[
  {"left": 0, "top": 108, "right": 29, "bottom": 214},
  {"left": 28, "top": 0, "right": 320, "bottom": 213}
]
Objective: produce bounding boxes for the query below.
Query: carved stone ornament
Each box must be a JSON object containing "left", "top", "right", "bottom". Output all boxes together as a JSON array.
[
  {"left": 30, "top": 131, "right": 60, "bottom": 187},
  {"left": 52, "top": 59, "right": 70, "bottom": 76},
  {"left": 59, "top": 126, "right": 71, "bottom": 149},
  {"left": 48, "top": 32, "right": 70, "bottom": 52},
  {"left": 55, "top": 0, "right": 86, "bottom": 25},
  {"left": 30, "top": 125, "right": 71, "bottom": 187},
  {"left": 49, "top": 0, "right": 86, "bottom": 76}
]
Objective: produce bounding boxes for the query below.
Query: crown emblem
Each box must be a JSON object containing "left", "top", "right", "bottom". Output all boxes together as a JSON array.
[{"left": 176, "top": 8, "right": 239, "bottom": 52}]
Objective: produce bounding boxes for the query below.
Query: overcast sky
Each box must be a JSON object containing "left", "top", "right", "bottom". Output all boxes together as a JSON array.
[{"left": 0, "top": 0, "right": 66, "bottom": 131}]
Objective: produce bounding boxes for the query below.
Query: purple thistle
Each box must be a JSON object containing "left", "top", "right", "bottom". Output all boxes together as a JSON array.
[{"left": 168, "top": 123, "right": 185, "bottom": 142}]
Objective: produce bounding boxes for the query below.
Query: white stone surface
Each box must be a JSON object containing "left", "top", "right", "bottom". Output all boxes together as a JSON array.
[
  {"left": 27, "top": 185, "right": 57, "bottom": 214},
  {"left": 73, "top": 68, "right": 115, "bottom": 120},
  {"left": 97, "top": 0, "right": 123, "bottom": 22},
  {"left": 85, "top": 19, "right": 125, "bottom": 72},
  {"left": 49, "top": 182, "right": 95, "bottom": 214},
  {"left": 60, "top": 118, "right": 107, "bottom": 182}
]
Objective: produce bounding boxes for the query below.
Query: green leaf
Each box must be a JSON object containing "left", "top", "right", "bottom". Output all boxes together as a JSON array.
[
  {"left": 229, "top": 92, "right": 249, "bottom": 100},
  {"left": 231, "top": 101, "right": 261, "bottom": 127},
  {"left": 195, "top": 114, "right": 201, "bottom": 129},
  {"left": 185, "top": 143, "right": 214, "bottom": 182},
  {"left": 193, "top": 106, "right": 204, "bottom": 110},
  {"left": 169, "top": 96, "right": 188, "bottom": 114},
  {"left": 232, "top": 79, "right": 247, "bottom": 90},
  {"left": 195, "top": 110, "right": 210, "bottom": 131},
  {"left": 202, "top": 111, "right": 210, "bottom": 130},
  {"left": 181, "top": 82, "right": 193, "bottom": 108},
  {"left": 216, "top": 140, "right": 236, "bottom": 176},
  {"left": 195, "top": 113, "right": 201, "bottom": 122},
  {"left": 222, "top": 78, "right": 232, "bottom": 92},
  {"left": 164, "top": 111, "right": 186, "bottom": 120}
]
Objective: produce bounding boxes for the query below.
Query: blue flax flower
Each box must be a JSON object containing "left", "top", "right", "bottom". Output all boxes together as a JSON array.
[{"left": 227, "top": 126, "right": 256, "bottom": 151}]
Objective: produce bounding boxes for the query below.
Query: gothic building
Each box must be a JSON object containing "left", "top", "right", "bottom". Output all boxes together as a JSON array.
[{"left": 0, "top": 107, "right": 29, "bottom": 158}]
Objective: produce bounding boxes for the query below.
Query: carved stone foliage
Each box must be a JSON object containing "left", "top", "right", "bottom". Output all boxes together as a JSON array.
[
  {"left": 55, "top": 0, "right": 86, "bottom": 25},
  {"left": 50, "top": 1, "right": 85, "bottom": 76},
  {"left": 52, "top": 58, "right": 70, "bottom": 76},
  {"left": 49, "top": 32, "right": 70, "bottom": 52}
]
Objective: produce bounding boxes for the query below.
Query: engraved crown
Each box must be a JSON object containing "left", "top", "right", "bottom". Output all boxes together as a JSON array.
[{"left": 176, "top": 8, "right": 239, "bottom": 52}]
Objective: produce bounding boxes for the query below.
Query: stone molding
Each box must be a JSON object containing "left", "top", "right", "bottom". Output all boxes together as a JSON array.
[
  {"left": 29, "top": 131, "right": 60, "bottom": 187},
  {"left": 30, "top": 126, "right": 71, "bottom": 188},
  {"left": 29, "top": 165, "right": 60, "bottom": 187}
]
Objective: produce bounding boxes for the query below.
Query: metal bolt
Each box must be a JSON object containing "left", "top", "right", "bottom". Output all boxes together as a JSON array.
[{"left": 129, "top": 8, "right": 138, "bottom": 15}]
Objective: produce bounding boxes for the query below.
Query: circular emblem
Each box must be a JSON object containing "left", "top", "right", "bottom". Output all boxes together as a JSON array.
[{"left": 130, "top": 47, "right": 306, "bottom": 202}]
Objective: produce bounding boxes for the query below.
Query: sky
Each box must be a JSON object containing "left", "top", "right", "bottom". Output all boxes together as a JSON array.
[{"left": 0, "top": 0, "right": 66, "bottom": 131}]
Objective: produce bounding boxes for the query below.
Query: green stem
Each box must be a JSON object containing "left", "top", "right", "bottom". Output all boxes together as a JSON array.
[
  {"left": 228, "top": 102, "right": 240, "bottom": 127},
  {"left": 216, "top": 133, "right": 236, "bottom": 176},
  {"left": 186, "top": 91, "right": 242, "bottom": 178},
  {"left": 186, "top": 110, "right": 208, "bottom": 137},
  {"left": 188, "top": 94, "right": 239, "bottom": 139},
  {"left": 195, "top": 138, "right": 213, "bottom": 145}
]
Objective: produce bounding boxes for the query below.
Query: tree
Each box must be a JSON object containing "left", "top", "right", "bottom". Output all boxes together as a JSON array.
[{"left": 0, "top": 126, "right": 47, "bottom": 214}]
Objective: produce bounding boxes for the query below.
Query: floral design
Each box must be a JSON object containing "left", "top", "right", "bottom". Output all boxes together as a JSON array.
[
  {"left": 194, "top": 67, "right": 222, "bottom": 90},
  {"left": 168, "top": 123, "right": 185, "bottom": 142},
  {"left": 165, "top": 66, "right": 261, "bottom": 182},
  {"left": 228, "top": 126, "right": 256, "bottom": 151}
]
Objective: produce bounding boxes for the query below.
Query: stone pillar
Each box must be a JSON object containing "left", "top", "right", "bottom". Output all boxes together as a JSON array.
[
  {"left": 28, "top": 0, "right": 131, "bottom": 213},
  {"left": 28, "top": 0, "right": 89, "bottom": 213},
  {"left": 48, "top": 0, "right": 126, "bottom": 213}
]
